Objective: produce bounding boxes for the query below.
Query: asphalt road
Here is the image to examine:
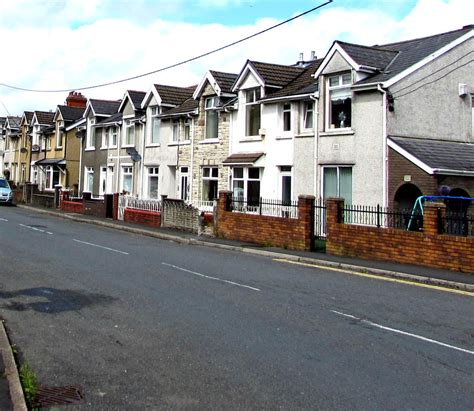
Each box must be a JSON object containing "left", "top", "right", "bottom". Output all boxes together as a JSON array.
[{"left": 0, "top": 205, "right": 473, "bottom": 409}]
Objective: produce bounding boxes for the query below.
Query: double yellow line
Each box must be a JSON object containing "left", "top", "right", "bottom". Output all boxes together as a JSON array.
[{"left": 273, "top": 258, "right": 474, "bottom": 297}]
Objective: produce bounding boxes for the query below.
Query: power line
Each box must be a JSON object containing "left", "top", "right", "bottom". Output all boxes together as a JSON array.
[
  {"left": 0, "top": 1, "right": 333, "bottom": 94},
  {"left": 392, "top": 50, "right": 473, "bottom": 97},
  {"left": 393, "top": 58, "right": 473, "bottom": 99}
]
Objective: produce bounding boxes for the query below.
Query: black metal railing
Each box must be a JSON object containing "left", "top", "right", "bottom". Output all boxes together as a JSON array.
[
  {"left": 341, "top": 204, "right": 423, "bottom": 231},
  {"left": 440, "top": 211, "right": 474, "bottom": 236},
  {"left": 231, "top": 196, "right": 298, "bottom": 219},
  {"left": 313, "top": 198, "right": 327, "bottom": 238}
]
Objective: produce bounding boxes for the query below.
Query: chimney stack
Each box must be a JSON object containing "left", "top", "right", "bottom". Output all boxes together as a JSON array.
[
  {"left": 310, "top": 50, "right": 316, "bottom": 60},
  {"left": 66, "top": 91, "right": 87, "bottom": 108}
]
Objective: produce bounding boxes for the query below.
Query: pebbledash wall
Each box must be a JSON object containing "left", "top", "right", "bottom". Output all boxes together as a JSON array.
[{"left": 325, "top": 198, "right": 474, "bottom": 273}]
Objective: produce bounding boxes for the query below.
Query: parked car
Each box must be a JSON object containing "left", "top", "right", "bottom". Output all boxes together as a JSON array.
[{"left": 0, "top": 178, "right": 13, "bottom": 205}]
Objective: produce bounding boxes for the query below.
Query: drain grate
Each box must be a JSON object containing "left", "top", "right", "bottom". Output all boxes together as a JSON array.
[{"left": 35, "top": 385, "right": 84, "bottom": 406}]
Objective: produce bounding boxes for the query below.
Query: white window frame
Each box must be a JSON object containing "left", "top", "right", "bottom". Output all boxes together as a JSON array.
[
  {"left": 245, "top": 88, "right": 261, "bottom": 137},
  {"left": 147, "top": 166, "right": 159, "bottom": 199},
  {"left": 172, "top": 120, "right": 180, "bottom": 142},
  {"left": 201, "top": 166, "right": 219, "bottom": 201},
  {"left": 124, "top": 120, "right": 135, "bottom": 147},
  {"left": 183, "top": 118, "right": 192, "bottom": 141},
  {"left": 302, "top": 101, "right": 314, "bottom": 131},
  {"left": 179, "top": 166, "right": 189, "bottom": 201},
  {"left": 150, "top": 106, "right": 160, "bottom": 145},
  {"left": 86, "top": 119, "right": 96, "bottom": 150},
  {"left": 279, "top": 166, "right": 292, "bottom": 203},
  {"left": 231, "top": 167, "right": 261, "bottom": 205},
  {"left": 31, "top": 165, "right": 38, "bottom": 184},
  {"left": 84, "top": 166, "right": 94, "bottom": 193},
  {"left": 321, "top": 165, "right": 352, "bottom": 204},
  {"left": 108, "top": 126, "right": 118, "bottom": 148},
  {"left": 282, "top": 103, "right": 292, "bottom": 133},
  {"left": 56, "top": 120, "right": 64, "bottom": 149},
  {"left": 326, "top": 72, "right": 352, "bottom": 131},
  {"left": 205, "top": 97, "right": 218, "bottom": 140},
  {"left": 99, "top": 166, "right": 107, "bottom": 195},
  {"left": 121, "top": 165, "right": 133, "bottom": 194}
]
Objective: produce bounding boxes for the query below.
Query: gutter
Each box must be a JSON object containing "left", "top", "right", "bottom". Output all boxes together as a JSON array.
[
  {"left": 260, "top": 92, "right": 317, "bottom": 104},
  {"left": 433, "top": 168, "right": 474, "bottom": 177}
]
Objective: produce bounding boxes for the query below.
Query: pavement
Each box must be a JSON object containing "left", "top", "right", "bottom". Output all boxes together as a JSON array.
[{"left": 1, "top": 203, "right": 473, "bottom": 409}]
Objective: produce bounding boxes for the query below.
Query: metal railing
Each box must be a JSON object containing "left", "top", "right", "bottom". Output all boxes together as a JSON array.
[
  {"left": 313, "top": 198, "right": 327, "bottom": 238},
  {"left": 440, "top": 211, "right": 474, "bottom": 236},
  {"left": 341, "top": 204, "right": 423, "bottom": 230},
  {"left": 187, "top": 199, "right": 215, "bottom": 212},
  {"left": 231, "top": 197, "right": 298, "bottom": 219},
  {"left": 118, "top": 194, "right": 162, "bottom": 220}
]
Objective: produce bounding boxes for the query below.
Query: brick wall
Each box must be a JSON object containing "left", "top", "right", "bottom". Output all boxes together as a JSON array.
[
  {"left": 124, "top": 209, "right": 161, "bottom": 228},
  {"left": 216, "top": 191, "right": 314, "bottom": 251},
  {"left": 326, "top": 198, "right": 474, "bottom": 273},
  {"left": 61, "top": 201, "right": 84, "bottom": 214}
]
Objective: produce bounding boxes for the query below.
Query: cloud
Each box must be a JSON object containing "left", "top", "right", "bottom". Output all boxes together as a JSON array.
[{"left": 0, "top": 0, "right": 472, "bottom": 116}]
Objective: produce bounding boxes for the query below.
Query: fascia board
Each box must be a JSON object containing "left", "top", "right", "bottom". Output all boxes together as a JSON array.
[
  {"left": 65, "top": 118, "right": 86, "bottom": 132},
  {"left": 142, "top": 87, "right": 163, "bottom": 109},
  {"left": 313, "top": 42, "right": 361, "bottom": 79},
  {"left": 260, "top": 93, "right": 314, "bottom": 103},
  {"left": 383, "top": 30, "right": 474, "bottom": 88},
  {"left": 232, "top": 63, "right": 265, "bottom": 92},
  {"left": 193, "top": 71, "right": 216, "bottom": 100},
  {"left": 118, "top": 93, "right": 131, "bottom": 113},
  {"left": 387, "top": 138, "right": 434, "bottom": 174},
  {"left": 433, "top": 168, "right": 474, "bottom": 177}
]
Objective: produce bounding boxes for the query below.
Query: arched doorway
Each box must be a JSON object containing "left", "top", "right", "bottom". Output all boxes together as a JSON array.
[
  {"left": 446, "top": 188, "right": 471, "bottom": 236},
  {"left": 394, "top": 183, "right": 422, "bottom": 210},
  {"left": 446, "top": 188, "right": 471, "bottom": 213}
]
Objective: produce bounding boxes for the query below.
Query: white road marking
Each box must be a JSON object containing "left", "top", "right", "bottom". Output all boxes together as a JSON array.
[
  {"left": 19, "top": 223, "right": 53, "bottom": 235},
  {"left": 0, "top": 218, "right": 8, "bottom": 222},
  {"left": 73, "top": 239, "right": 129, "bottom": 255},
  {"left": 162, "top": 262, "right": 260, "bottom": 291},
  {"left": 331, "top": 310, "right": 474, "bottom": 355}
]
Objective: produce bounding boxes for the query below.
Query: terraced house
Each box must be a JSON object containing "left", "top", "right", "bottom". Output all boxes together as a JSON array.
[{"left": 3, "top": 116, "right": 22, "bottom": 184}]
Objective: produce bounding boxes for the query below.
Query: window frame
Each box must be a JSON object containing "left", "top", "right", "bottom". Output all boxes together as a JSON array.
[
  {"left": 121, "top": 165, "right": 133, "bottom": 194},
  {"left": 204, "top": 96, "right": 219, "bottom": 140},
  {"left": 302, "top": 101, "right": 314, "bottom": 131},
  {"left": 124, "top": 120, "right": 135, "bottom": 147},
  {"left": 150, "top": 106, "right": 160, "bottom": 145},
  {"left": 322, "top": 165, "right": 352, "bottom": 204},
  {"left": 245, "top": 88, "right": 262, "bottom": 137},
  {"left": 326, "top": 72, "right": 352, "bottom": 131},
  {"left": 282, "top": 103, "right": 292, "bottom": 132},
  {"left": 147, "top": 166, "right": 159, "bottom": 199},
  {"left": 56, "top": 120, "right": 64, "bottom": 149},
  {"left": 231, "top": 166, "right": 261, "bottom": 205},
  {"left": 84, "top": 166, "right": 94, "bottom": 193},
  {"left": 201, "top": 166, "right": 219, "bottom": 201},
  {"left": 86, "top": 119, "right": 96, "bottom": 150}
]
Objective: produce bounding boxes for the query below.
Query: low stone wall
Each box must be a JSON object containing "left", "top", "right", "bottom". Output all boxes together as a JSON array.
[
  {"left": 326, "top": 199, "right": 474, "bottom": 273},
  {"left": 215, "top": 191, "right": 314, "bottom": 251},
  {"left": 162, "top": 200, "right": 199, "bottom": 233},
  {"left": 124, "top": 209, "right": 161, "bottom": 228},
  {"left": 31, "top": 193, "right": 55, "bottom": 208}
]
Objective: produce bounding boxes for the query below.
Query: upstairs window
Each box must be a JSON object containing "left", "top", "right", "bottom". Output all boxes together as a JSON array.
[
  {"left": 172, "top": 120, "right": 180, "bottom": 142},
  {"left": 86, "top": 120, "right": 96, "bottom": 149},
  {"left": 56, "top": 120, "right": 64, "bottom": 149},
  {"left": 327, "top": 73, "right": 352, "bottom": 129},
  {"left": 302, "top": 101, "right": 314, "bottom": 130},
  {"left": 125, "top": 120, "right": 135, "bottom": 146},
  {"left": 205, "top": 97, "right": 218, "bottom": 139},
  {"left": 184, "top": 118, "right": 191, "bottom": 141},
  {"left": 245, "top": 88, "right": 261, "bottom": 136},
  {"left": 282, "top": 103, "right": 291, "bottom": 132},
  {"left": 150, "top": 106, "right": 160, "bottom": 144}
]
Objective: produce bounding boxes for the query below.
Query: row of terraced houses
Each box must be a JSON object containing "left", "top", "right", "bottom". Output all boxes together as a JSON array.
[{"left": 1, "top": 25, "right": 473, "bottom": 213}]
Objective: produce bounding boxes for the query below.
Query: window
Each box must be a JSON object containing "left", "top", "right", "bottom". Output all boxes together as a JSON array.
[
  {"left": 172, "top": 120, "right": 180, "bottom": 142},
  {"left": 97, "top": 128, "right": 105, "bottom": 148},
  {"left": 106, "top": 165, "right": 114, "bottom": 193},
  {"left": 245, "top": 88, "right": 261, "bottom": 136},
  {"left": 31, "top": 165, "right": 38, "bottom": 184},
  {"left": 150, "top": 106, "right": 160, "bottom": 144},
  {"left": 205, "top": 97, "right": 218, "bottom": 139},
  {"left": 232, "top": 167, "right": 261, "bottom": 206},
  {"left": 327, "top": 72, "right": 352, "bottom": 129},
  {"left": 323, "top": 166, "right": 352, "bottom": 204},
  {"left": 84, "top": 167, "right": 94, "bottom": 192},
  {"left": 282, "top": 103, "right": 291, "bottom": 132},
  {"left": 56, "top": 121, "right": 64, "bottom": 149},
  {"left": 125, "top": 121, "right": 135, "bottom": 146},
  {"left": 202, "top": 166, "right": 218, "bottom": 201},
  {"left": 99, "top": 166, "right": 107, "bottom": 195},
  {"left": 148, "top": 167, "right": 159, "bottom": 199},
  {"left": 108, "top": 126, "right": 118, "bottom": 147},
  {"left": 280, "top": 166, "right": 292, "bottom": 204},
  {"left": 121, "top": 166, "right": 133, "bottom": 194},
  {"left": 86, "top": 120, "right": 96, "bottom": 149},
  {"left": 302, "top": 101, "right": 314, "bottom": 130},
  {"left": 184, "top": 118, "right": 191, "bottom": 141},
  {"left": 46, "top": 136, "right": 51, "bottom": 150},
  {"left": 32, "top": 125, "right": 40, "bottom": 146}
]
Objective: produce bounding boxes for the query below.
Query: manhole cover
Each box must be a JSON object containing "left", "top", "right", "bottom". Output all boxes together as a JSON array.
[{"left": 35, "top": 385, "right": 83, "bottom": 406}]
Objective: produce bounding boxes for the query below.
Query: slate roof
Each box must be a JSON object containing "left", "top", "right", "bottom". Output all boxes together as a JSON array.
[
  {"left": 153, "top": 85, "right": 195, "bottom": 106},
  {"left": 262, "top": 59, "right": 322, "bottom": 100},
  {"left": 249, "top": 61, "right": 304, "bottom": 88},
  {"left": 223, "top": 152, "right": 264, "bottom": 164},
  {"left": 96, "top": 112, "right": 123, "bottom": 126},
  {"left": 160, "top": 97, "right": 199, "bottom": 117},
  {"left": 7, "top": 116, "right": 21, "bottom": 128},
  {"left": 57, "top": 105, "right": 85, "bottom": 122},
  {"left": 32, "top": 111, "right": 54, "bottom": 125},
  {"left": 389, "top": 136, "right": 474, "bottom": 173},
  {"left": 89, "top": 99, "right": 122, "bottom": 116},
  {"left": 352, "top": 25, "right": 473, "bottom": 85},
  {"left": 209, "top": 71, "right": 239, "bottom": 94},
  {"left": 127, "top": 90, "right": 146, "bottom": 109},
  {"left": 23, "top": 111, "right": 34, "bottom": 123}
]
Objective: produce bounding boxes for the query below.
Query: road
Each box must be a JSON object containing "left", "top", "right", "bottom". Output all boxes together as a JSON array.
[{"left": 0, "top": 205, "right": 473, "bottom": 409}]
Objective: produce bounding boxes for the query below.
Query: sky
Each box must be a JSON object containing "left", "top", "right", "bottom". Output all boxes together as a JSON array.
[{"left": 0, "top": 0, "right": 472, "bottom": 117}]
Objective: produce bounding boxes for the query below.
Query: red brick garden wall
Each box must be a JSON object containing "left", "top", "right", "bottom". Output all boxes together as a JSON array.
[
  {"left": 124, "top": 209, "right": 161, "bottom": 228},
  {"left": 216, "top": 191, "right": 314, "bottom": 251},
  {"left": 61, "top": 200, "right": 84, "bottom": 214},
  {"left": 326, "top": 199, "right": 474, "bottom": 273}
]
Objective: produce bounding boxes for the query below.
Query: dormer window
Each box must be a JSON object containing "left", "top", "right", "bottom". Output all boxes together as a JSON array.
[
  {"left": 205, "top": 97, "right": 218, "bottom": 139},
  {"left": 245, "top": 88, "right": 261, "bottom": 137},
  {"left": 327, "top": 72, "right": 352, "bottom": 129}
]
